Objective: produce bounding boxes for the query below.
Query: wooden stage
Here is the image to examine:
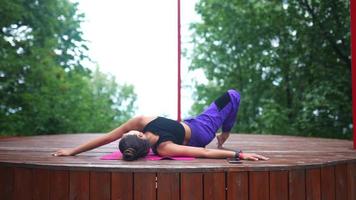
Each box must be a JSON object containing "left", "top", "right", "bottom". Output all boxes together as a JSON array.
[{"left": 0, "top": 133, "right": 355, "bottom": 200}]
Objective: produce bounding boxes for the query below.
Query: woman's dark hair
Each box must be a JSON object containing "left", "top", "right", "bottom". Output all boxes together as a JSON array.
[{"left": 118, "top": 135, "right": 150, "bottom": 161}]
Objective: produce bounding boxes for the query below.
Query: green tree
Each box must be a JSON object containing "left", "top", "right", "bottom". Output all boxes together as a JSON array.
[
  {"left": 85, "top": 67, "right": 137, "bottom": 132},
  {"left": 0, "top": 0, "right": 137, "bottom": 135},
  {"left": 188, "top": 0, "right": 351, "bottom": 138}
]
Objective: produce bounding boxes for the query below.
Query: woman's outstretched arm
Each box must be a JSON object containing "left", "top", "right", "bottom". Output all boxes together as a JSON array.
[
  {"left": 53, "top": 116, "right": 148, "bottom": 156},
  {"left": 157, "top": 142, "right": 269, "bottom": 161}
]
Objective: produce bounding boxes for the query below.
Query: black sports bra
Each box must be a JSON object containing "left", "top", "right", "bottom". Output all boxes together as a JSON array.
[{"left": 143, "top": 117, "right": 185, "bottom": 155}]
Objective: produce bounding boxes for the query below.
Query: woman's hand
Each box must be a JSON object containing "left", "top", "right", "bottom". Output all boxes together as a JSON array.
[
  {"left": 52, "top": 148, "right": 75, "bottom": 157},
  {"left": 239, "top": 153, "right": 269, "bottom": 161}
]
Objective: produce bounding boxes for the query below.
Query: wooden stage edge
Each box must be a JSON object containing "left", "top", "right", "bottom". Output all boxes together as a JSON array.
[{"left": 0, "top": 134, "right": 356, "bottom": 200}]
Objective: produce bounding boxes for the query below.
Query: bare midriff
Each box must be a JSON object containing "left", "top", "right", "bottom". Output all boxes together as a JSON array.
[{"left": 180, "top": 122, "right": 191, "bottom": 145}]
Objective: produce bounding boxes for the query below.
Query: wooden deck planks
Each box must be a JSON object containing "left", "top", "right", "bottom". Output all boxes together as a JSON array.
[
  {"left": 0, "top": 134, "right": 356, "bottom": 200},
  {"left": 249, "top": 171, "right": 269, "bottom": 200},
  {"left": 69, "top": 170, "right": 90, "bottom": 200},
  {"left": 111, "top": 172, "right": 133, "bottom": 200},
  {"left": 335, "top": 164, "right": 348, "bottom": 200},
  {"left": 181, "top": 173, "right": 203, "bottom": 200},
  {"left": 321, "top": 166, "right": 335, "bottom": 200},
  {"left": 1, "top": 134, "right": 356, "bottom": 171},
  {"left": 348, "top": 163, "right": 356, "bottom": 200},
  {"left": 50, "top": 170, "right": 69, "bottom": 200},
  {"left": 14, "top": 167, "right": 33, "bottom": 200},
  {"left": 0, "top": 166, "right": 14, "bottom": 200},
  {"left": 0, "top": 164, "right": 355, "bottom": 200},
  {"left": 306, "top": 168, "right": 321, "bottom": 200},
  {"left": 203, "top": 172, "right": 226, "bottom": 200},
  {"left": 134, "top": 172, "right": 156, "bottom": 200},
  {"left": 157, "top": 172, "right": 180, "bottom": 200},
  {"left": 33, "top": 168, "right": 50, "bottom": 200},
  {"left": 226, "top": 171, "right": 248, "bottom": 200},
  {"left": 269, "top": 170, "right": 288, "bottom": 200},
  {"left": 90, "top": 171, "right": 111, "bottom": 200},
  {"left": 289, "top": 169, "right": 306, "bottom": 200}
]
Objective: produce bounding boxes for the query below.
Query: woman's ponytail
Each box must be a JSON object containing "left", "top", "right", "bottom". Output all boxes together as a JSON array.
[
  {"left": 123, "top": 147, "right": 137, "bottom": 161},
  {"left": 119, "top": 135, "right": 150, "bottom": 161}
]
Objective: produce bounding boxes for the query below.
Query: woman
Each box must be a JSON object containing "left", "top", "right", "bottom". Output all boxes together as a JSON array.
[{"left": 53, "top": 89, "right": 268, "bottom": 161}]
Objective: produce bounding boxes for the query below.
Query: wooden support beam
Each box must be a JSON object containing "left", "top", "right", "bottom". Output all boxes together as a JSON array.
[
  {"left": 352, "top": 0, "right": 356, "bottom": 149},
  {"left": 177, "top": 0, "right": 182, "bottom": 122}
]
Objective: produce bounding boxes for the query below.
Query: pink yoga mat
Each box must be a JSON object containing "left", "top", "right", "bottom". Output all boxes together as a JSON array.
[{"left": 100, "top": 149, "right": 194, "bottom": 161}]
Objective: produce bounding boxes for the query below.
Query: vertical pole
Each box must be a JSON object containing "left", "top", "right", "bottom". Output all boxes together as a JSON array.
[
  {"left": 177, "top": 0, "right": 182, "bottom": 121},
  {"left": 352, "top": 0, "right": 356, "bottom": 149}
]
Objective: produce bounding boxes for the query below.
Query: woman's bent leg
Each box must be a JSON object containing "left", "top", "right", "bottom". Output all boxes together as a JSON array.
[{"left": 184, "top": 89, "right": 241, "bottom": 147}]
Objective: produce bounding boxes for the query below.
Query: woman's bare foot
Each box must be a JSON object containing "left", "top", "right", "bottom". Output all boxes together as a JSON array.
[{"left": 216, "top": 133, "right": 230, "bottom": 149}]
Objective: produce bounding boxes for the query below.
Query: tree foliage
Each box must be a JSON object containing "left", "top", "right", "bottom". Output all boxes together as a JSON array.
[
  {"left": 0, "top": 0, "right": 137, "bottom": 135},
  {"left": 189, "top": 0, "right": 351, "bottom": 139}
]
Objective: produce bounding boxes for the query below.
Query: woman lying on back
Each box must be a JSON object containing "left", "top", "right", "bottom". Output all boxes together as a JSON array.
[{"left": 53, "top": 89, "right": 268, "bottom": 161}]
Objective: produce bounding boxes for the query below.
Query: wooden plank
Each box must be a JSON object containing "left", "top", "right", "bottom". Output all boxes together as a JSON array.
[
  {"left": 134, "top": 172, "right": 156, "bottom": 200},
  {"left": 270, "top": 170, "right": 288, "bottom": 200},
  {"left": 203, "top": 172, "right": 226, "bottom": 200},
  {"left": 181, "top": 172, "right": 203, "bottom": 200},
  {"left": 13, "top": 167, "right": 33, "bottom": 200},
  {"left": 33, "top": 168, "right": 50, "bottom": 200},
  {"left": 69, "top": 170, "right": 89, "bottom": 200},
  {"left": 50, "top": 170, "right": 69, "bottom": 200},
  {"left": 289, "top": 169, "right": 306, "bottom": 200},
  {"left": 227, "top": 171, "right": 248, "bottom": 200},
  {"left": 90, "top": 171, "right": 111, "bottom": 200},
  {"left": 157, "top": 172, "right": 180, "bottom": 200},
  {"left": 112, "top": 172, "right": 133, "bottom": 200},
  {"left": 321, "top": 166, "right": 335, "bottom": 200},
  {"left": 335, "top": 164, "right": 348, "bottom": 200},
  {"left": 348, "top": 163, "right": 356, "bottom": 200},
  {"left": 249, "top": 171, "right": 269, "bottom": 200},
  {"left": 0, "top": 166, "right": 14, "bottom": 200},
  {"left": 306, "top": 168, "right": 321, "bottom": 200}
]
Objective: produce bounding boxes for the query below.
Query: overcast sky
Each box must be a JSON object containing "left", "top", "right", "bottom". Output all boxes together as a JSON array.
[{"left": 77, "top": 0, "right": 204, "bottom": 119}]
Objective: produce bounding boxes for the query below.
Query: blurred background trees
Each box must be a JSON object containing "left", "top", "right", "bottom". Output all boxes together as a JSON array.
[
  {"left": 188, "top": 0, "right": 351, "bottom": 139},
  {"left": 0, "top": 0, "right": 352, "bottom": 139},
  {"left": 0, "top": 0, "right": 136, "bottom": 135}
]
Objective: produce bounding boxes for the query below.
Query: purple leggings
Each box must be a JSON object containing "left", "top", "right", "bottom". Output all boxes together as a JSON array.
[{"left": 184, "top": 89, "right": 240, "bottom": 147}]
